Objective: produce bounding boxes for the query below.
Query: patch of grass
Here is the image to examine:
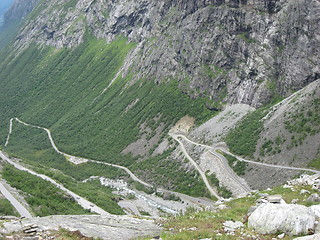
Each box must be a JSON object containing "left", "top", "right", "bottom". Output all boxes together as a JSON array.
[
  {"left": 55, "top": 228, "right": 102, "bottom": 240},
  {"left": 139, "top": 210, "right": 151, "bottom": 216},
  {"left": 308, "top": 157, "right": 320, "bottom": 170},
  {"left": 160, "top": 196, "right": 261, "bottom": 240},
  {"left": 237, "top": 32, "right": 255, "bottom": 44},
  {"left": 160, "top": 193, "right": 297, "bottom": 239},
  {"left": 0, "top": 199, "right": 19, "bottom": 216},
  {"left": 261, "top": 185, "right": 318, "bottom": 206}
]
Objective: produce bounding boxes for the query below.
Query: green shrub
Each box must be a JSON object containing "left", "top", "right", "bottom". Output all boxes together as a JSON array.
[
  {"left": 0, "top": 199, "right": 18, "bottom": 216},
  {"left": 225, "top": 108, "right": 268, "bottom": 157}
]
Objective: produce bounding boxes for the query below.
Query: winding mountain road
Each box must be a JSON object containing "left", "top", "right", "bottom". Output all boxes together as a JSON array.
[
  {"left": 169, "top": 134, "right": 221, "bottom": 200},
  {"left": 208, "top": 150, "right": 251, "bottom": 193},
  {"left": 5, "top": 118, "right": 214, "bottom": 207},
  {"left": 0, "top": 151, "right": 109, "bottom": 215},
  {"left": 173, "top": 134, "right": 320, "bottom": 175},
  {"left": 0, "top": 181, "right": 32, "bottom": 218},
  {"left": 218, "top": 149, "right": 320, "bottom": 174},
  {"left": 8, "top": 118, "right": 152, "bottom": 187},
  {"left": 170, "top": 133, "right": 320, "bottom": 198},
  {"left": 171, "top": 133, "right": 250, "bottom": 198}
]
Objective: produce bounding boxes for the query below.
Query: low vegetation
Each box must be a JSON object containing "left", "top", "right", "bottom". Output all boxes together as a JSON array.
[
  {"left": 157, "top": 180, "right": 319, "bottom": 240},
  {"left": 1, "top": 165, "right": 90, "bottom": 216},
  {"left": 308, "top": 157, "right": 320, "bottom": 170},
  {"left": 220, "top": 152, "right": 246, "bottom": 176},
  {"left": 159, "top": 196, "right": 262, "bottom": 240},
  {"left": 260, "top": 184, "right": 319, "bottom": 207},
  {"left": 285, "top": 98, "right": 320, "bottom": 149},
  {"left": 260, "top": 135, "right": 284, "bottom": 156},
  {"left": 225, "top": 107, "right": 268, "bottom": 157},
  {"left": 206, "top": 172, "right": 232, "bottom": 199},
  {"left": 0, "top": 198, "right": 18, "bottom": 216}
]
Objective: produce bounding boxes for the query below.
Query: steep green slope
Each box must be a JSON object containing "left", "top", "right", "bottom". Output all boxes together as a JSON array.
[
  {"left": 0, "top": 36, "right": 214, "bottom": 196},
  {"left": 2, "top": 164, "right": 91, "bottom": 216}
]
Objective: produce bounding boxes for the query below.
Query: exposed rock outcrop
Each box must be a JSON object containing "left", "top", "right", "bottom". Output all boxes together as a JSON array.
[
  {"left": 248, "top": 203, "right": 316, "bottom": 235},
  {"left": 11, "top": 0, "right": 320, "bottom": 107},
  {"left": 0, "top": 215, "right": 162, "bottom": 240},
  {"left": 294, "top": 234, "right": 320, "bottom": 240}
]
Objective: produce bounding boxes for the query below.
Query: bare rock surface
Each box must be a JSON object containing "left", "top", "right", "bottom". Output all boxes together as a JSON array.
[
  {"left": 9, "top": 0, "right": 320, "bottom": 107},
  {"left": 0, "top": 215, "right": 162, "bottom": 240},
  {"left": 248, "top": 203, "right": 316, "bottom": 235},
  {"left": 310, "top": 205, "right": 320, "bottom": 219},
  {"left": 293, "top": 233, "right": 320, "bottom": 240},
  {"left": 190, "top": 104, "right": 254, "bottom": 145}
]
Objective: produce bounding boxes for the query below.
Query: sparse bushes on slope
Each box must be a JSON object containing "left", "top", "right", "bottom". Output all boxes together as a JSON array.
[
  {"left": 225, "top": 108, "right": 268, "bottom": 157},
  {"left": 221, "top": 152, "right": 246, "bottom": 176}
]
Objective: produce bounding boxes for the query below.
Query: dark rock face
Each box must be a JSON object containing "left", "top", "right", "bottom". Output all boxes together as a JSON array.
[{"left": 12, "top": 0, "right": 320, "bottom": 107}]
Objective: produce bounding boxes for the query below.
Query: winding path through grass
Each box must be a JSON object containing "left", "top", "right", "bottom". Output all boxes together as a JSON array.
[{"left": 4, "top": 118, "right": 215, "bottom": 207}]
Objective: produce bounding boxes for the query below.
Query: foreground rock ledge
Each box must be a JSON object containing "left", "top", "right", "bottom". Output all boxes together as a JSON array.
[
  {"left": 248, "top": 203, "right": 316, "bottom": 235},
  {"left": 0, "top": 215, "right": 162, "bottom": 240}
]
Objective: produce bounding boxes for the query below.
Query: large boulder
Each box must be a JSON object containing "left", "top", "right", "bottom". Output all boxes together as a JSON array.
[
  {"left": 307, "top": 194, "right": 320, "bottom": 203},
  {"left": 293, "top": 233, "right": 320, "bottom": 240},
  {"left": 310, "top": 205, "right": 320, "bottom": 218},
  {"left": 248, "top": 203, "right": 316, "bottom": 235}
]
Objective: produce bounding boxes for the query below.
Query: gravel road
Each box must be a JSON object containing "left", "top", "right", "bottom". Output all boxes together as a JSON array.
[
  {"left": 0, "top": 181, "right": 32, "bottom": 218},
  {"left": 0, "top": 151, "right": 109, "bottom": 215}
]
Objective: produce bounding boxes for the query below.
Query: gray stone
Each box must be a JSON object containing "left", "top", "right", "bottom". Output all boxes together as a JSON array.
[
  {"left": 247, "top": 206, "right": 258, "bottom": 216},
  {"left": 293, "top": 233, "right": 320, "bottom": 240},
  {"left": 307, "top": 194, "right": 320, "bottom": 203},
  {"left": 259, "top": 193, "right": 269, "bottom": 198},
  {"left": 223, "top": 221, "right": 244, "bottom": 232},
  {"left": 0, "top": 215, "right": 162, "bottom": 240},
  {"left": 248, "top": 203, "right": 316, "bottom": 235},
  {"left": 310, "top": 205, "right": 320, "bottom": 218},
  {"left": 300, "top": 189, "right": 311, "bottom": 195},
  {"left": 267, "top": 195, "right": 283, "bottom": 204}
]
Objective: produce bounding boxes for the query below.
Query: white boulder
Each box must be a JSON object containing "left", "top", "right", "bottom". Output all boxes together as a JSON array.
[
  {"left": 310, "top": 205, "right": 320, "bottom": 218},
  {"left": 248, "top": 203, "right": 316, "bottom": 235},
  {"left": 293, "top": 233, "right": 320, "bottom": 240},
  {"left": 223, "top": 221, "right": 244, "bottom": 232}
]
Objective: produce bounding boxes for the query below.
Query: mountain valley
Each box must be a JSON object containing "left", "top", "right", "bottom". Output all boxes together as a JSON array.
[{"left": 0, "top": 0, "right": 319, "bottom": 239}]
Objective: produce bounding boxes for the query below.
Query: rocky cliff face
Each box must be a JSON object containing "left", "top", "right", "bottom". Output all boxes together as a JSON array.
[
  {"left": 4, "top": 0, "right": 38, "bottom": 24},
  {"left": 10, "top": 0, "right": 320, "bottom": 107}
]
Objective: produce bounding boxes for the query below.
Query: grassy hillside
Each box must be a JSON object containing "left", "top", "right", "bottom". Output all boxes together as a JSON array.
[
  {"left": 0, "top": 36, "right": 215, "bottom": 197},
  {"left": 0, "top": 198, "right": 18, "bottom": 216},
  {"left": 1, "top": 164, "right": 90, "bottom": 216}
]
